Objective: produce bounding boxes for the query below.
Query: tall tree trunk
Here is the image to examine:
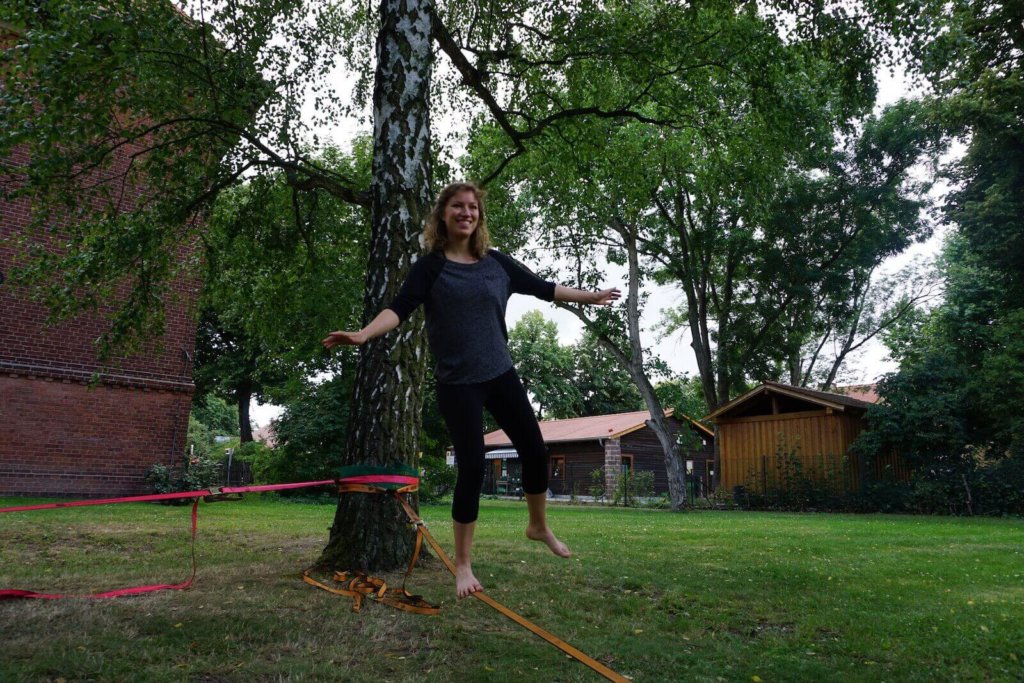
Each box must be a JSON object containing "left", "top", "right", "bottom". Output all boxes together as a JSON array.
[
  {"left": 319, "top": 0, "right": 433, "bottom": 571},
  {"left": 618, "top": 226, "right": 687, "bottom": 510},
  {"left": 564, "top": 219, "right": 688, "bottom": 509},
  {"left": 237, "top": 378, "right": 253, "bottom": 443}
]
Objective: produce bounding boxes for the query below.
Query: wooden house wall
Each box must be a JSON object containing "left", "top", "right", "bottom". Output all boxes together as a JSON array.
[
  {"left": 718, "top": 410, "right": 865, "bottom": 493},
  {"left": 618, "top": 424, "right": 714, "bottom": 495},
  {"left": 486, "top": 418, "right": 715, "bottom": 497},
  {"left": 620, "top": 428, "right": 672, "bottom": 494},
  {"left": 547, "top": 441, "right": 606, "bottom": 496}
]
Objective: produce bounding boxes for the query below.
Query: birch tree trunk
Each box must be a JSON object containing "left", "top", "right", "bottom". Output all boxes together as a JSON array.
[{"left": 320, "top": 0, "right": 433, "bottom": 571}]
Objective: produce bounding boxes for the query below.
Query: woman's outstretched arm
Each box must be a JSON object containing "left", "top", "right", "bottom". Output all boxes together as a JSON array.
[
  {"left": 554, "top": 285, "right": 621, "bottom": 306},
  {"left": 322, "top": 309, "right": 401, "bottom": 349}
]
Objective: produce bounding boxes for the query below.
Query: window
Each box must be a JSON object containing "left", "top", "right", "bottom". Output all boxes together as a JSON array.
[
  {"left": 686, "top": 460, "right": 694, "bottom": 473},
  {"left": 550, "top": 456, "right": 564, "bottom": 479},
  {"left": 621, "top": 454, "right": 633, "bottom": 474}
]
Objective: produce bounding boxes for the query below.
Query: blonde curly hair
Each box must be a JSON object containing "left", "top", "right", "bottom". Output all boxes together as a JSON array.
[{"left": 422, "top": 182, "right": 491, "bottom": 259}]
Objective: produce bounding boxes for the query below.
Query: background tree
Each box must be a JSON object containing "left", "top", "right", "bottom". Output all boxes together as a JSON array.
[
  {"left": 255, "top": 372, "right": 357, "bottom": 488},
  {"left": 854, "top": 235, "right": 1024, "bottom": 514},
  {"left": 193, "top": 145, "right": 369, "bottom": 442},
  {"left": 507, "top": 311, "right": 581, "bottom": 419},
  {"left": 465, "top": 0, "right": 909, "bottom": 507},
  {"left": 573, "top": 330, "right": 644, "bottom": 417},
  {"left": 508, "top": 312, "right": 643, "bottom": 419},
  {"left": 654, "top": 100, "right": 940, "bottom": 408},
  {"left": 849, "top": 0, "right": 1024, "bottom": 514},
  {"left": 190, "top": 395, "right": 240, "bottom": 437},
  {"left": 784, "top": 261, "right": 940, "bottom": 390},
  {"left": 1, "top": 1, "right": 369, "bottom": 356},
  {"left": 653, "top": 376, "right": 709, "bottom": 423}
]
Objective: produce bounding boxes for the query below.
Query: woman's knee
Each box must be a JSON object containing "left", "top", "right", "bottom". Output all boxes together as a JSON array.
[
  {"left": 452, "top": 475, "right": 483, "bottom": 523},
  {"left": 520, "top": 447, "right": 549, "bottom": 494}
]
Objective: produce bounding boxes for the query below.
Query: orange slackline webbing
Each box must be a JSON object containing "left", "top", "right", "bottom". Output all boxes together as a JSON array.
[
  {"left": 3, "top": 474, "right": 628, "bottom": 681},
  {"left": 301, "top": 479, "right": 439, "bottom": 616},
  {"left": 307, "top": 480, "right": 629, "bottom": 682},
  {"left": 390, "top": 492, "right": 630, "bottom": 683}
]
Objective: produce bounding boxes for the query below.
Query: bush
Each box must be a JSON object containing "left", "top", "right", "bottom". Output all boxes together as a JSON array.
[
  {"left": 898, "top": 458, "right": 1024, "bottom": 516},
  {"left": 419, "top": 452, "right": 456, "bottom": 503},
  {"left": 613, "top": 469, "right": 655, "bottom": 507},
  {"left": 145, "top": 415, "right": 224, "bottom": 499},
  {"left": 260, "top": 375, "right": 351, "bottom": 489},
  {"left": 973, "top": 456, "right": 1024, "bottom": 515},
  {"left": 589, "top": 467, "right": 606, "bottom": 502},
  {"left": 235, "top": 441, "right": 274, "bottom": 482}
]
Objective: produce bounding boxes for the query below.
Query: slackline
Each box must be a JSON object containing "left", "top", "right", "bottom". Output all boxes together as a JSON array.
[{"left": 0, "top": 470, "right": 629, "bottom": 682}]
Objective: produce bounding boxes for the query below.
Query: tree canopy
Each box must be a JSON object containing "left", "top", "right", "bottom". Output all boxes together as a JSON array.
[
  {"left": 848, "top": 0, "right": 1024, "bottom": 514},
  {"left": 193, "top": 144, "right": 369, "bottom": 440},
  {"left": 508, "top": 310, "right": 642, "bottom": 419},
  {"left": 7, "top": 0, "right": 1013, "bottom": 550}
]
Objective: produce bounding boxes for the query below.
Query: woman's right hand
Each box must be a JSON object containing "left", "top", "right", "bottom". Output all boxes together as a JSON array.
[
  {"left": 322, "top": 330, "right": 367, "bottom": 349},
  {"left": 323, "top": 310, "right": 401, "bottom": 350}
]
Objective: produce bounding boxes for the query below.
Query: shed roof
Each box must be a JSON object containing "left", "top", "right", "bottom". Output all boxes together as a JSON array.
[
  {"left": 484, "top": 408, "right": 697, "bottom": 448},
  {"left": 834, "top": 383, "right": 880, "bottom": 404},
  {"left": 706, "top": 381, "right": 874, "bottom": 422}
]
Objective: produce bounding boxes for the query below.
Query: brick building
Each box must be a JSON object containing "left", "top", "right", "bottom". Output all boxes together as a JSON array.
[{"left": 0, "top": 35, "right": 200, "bottom": 496}]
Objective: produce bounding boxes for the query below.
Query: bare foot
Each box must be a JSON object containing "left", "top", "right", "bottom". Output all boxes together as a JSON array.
[
  {"left": 455, "top": 565, "right": 483, "bottom": 598},
  {"left": 526, "top": 526, "right": 572, "bottom": 558}
]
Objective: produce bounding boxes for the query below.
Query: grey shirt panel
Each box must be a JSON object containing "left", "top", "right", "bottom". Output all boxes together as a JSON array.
[{"left": 385, "top": 249, "right": 556, "bottom": 384}]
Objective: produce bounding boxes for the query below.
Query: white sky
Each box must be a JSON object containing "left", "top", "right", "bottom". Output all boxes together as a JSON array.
[{"left": 250, "top": 44, "right": 942, "bottom": 428}]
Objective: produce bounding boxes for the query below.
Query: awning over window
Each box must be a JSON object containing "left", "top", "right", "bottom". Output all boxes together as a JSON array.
[{"left": 485, "top": 448, "right": 518, "bottom": 460}]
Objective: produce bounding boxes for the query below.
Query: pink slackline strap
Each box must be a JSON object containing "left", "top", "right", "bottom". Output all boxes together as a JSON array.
[{"left": 0, "top": 477, "right": 358, "bottom": 600}]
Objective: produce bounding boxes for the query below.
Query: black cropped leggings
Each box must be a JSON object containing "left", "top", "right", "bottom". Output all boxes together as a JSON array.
[{"left": 436, "top": 367, "right": 548, "bottom": 524}]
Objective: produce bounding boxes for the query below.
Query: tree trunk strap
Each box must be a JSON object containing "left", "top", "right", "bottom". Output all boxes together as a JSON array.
[{"left": 302, "top": 480, "right": 440, "bottom": 616}]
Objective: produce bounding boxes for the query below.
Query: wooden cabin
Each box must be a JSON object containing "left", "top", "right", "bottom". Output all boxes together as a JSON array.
[
  {"left": 470, "top": 409, "right": 715, "bottom": 498},
  {"left": 706, "top": 382, "right": 908, "bottom": 495}
]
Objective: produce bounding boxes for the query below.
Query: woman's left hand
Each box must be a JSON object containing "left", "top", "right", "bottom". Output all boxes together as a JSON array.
[{"left": 591, "top": 288, "right": 621, "bottom": 306}]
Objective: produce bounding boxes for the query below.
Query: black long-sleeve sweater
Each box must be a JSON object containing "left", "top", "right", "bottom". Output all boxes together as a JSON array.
[{"left": 386, "top": 249, "right": 556, "bottom": 384}]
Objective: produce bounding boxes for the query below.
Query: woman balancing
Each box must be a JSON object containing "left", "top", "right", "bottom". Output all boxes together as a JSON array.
[{"left": 323, "top": 182, "right": 620, "bottom": 598}]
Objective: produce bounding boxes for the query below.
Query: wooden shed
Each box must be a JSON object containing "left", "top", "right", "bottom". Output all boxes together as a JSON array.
[
  {"left": 706, "top": 382, "right": 908, "bottom": 495},
  {"left": 476, "top": 409, "right": 715, "bottom": 498}
]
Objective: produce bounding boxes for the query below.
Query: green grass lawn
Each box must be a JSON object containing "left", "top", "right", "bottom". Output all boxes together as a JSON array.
[{"left": 1, "top": 496, "right": 1021, "bottom": 682}]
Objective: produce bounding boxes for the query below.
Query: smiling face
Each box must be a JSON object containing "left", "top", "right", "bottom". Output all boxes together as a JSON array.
[
  {"left": 423, "top": 182, "right": 492, "bottom": 258},
  {"left": 443, "top": 190, "right": 480, "bottom": 242}
]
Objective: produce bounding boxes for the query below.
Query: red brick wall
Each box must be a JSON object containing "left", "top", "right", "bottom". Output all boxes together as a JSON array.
[
  {"left": 1, "top": 76, "right": 200, "bottom": 498},
  {"left": 0, "top": 200, "right": 199, "bottom": 496},
  {"left": 0, "top": 376, "right": 191, "bottom": 496}
]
